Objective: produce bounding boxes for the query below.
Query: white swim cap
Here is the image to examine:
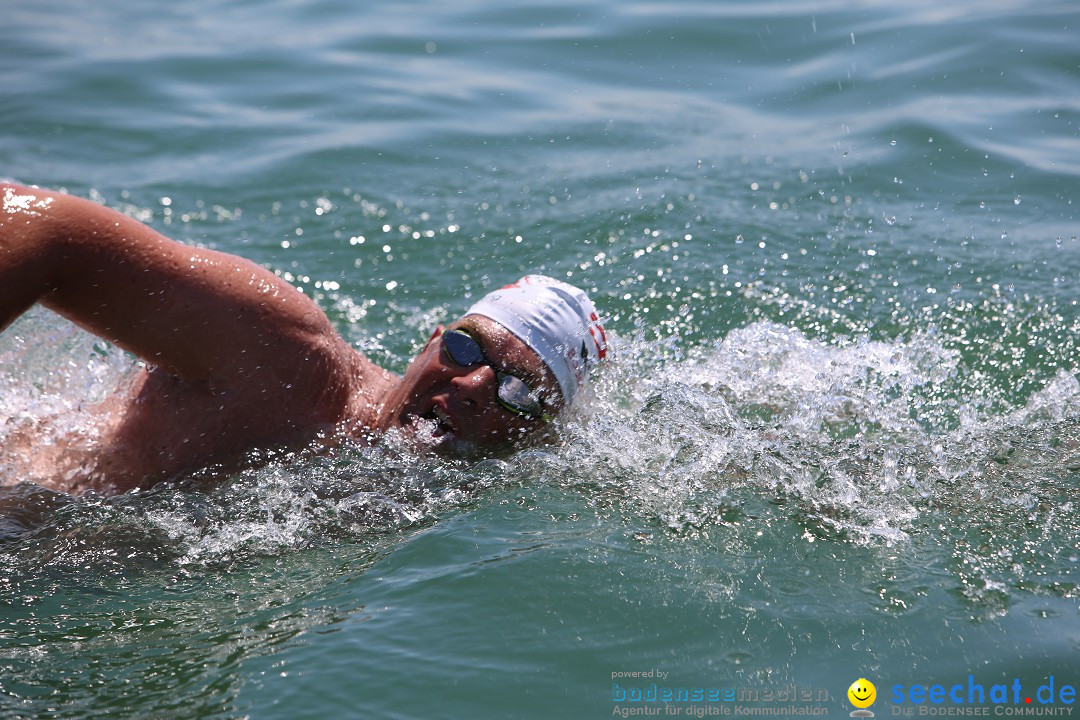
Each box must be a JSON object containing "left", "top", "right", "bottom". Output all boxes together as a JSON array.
[{"left": 465, "top": 275, "right": 608, "bottom": 407}]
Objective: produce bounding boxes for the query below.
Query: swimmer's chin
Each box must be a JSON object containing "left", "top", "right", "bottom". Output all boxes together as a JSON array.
[
  {"left": 395, "top": 415, "right": 478, "bottom": 457},
  {"left": 388, "top": 414, "right": 551, "bottom": 459}
]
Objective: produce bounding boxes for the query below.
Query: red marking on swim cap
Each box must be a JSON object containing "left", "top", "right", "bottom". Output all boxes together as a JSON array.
[{"left": 588, "top": 312, "right": 608, "bottom": 360}]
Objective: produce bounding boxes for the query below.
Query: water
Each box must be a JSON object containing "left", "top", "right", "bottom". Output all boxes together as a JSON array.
[{"left": 2, "top": 0, "right": 1078, "bottom": 717}]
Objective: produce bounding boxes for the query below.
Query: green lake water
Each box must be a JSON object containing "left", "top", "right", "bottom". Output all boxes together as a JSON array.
[{"left": 1, "top": 0, "right": 1078, "bottom": 717}]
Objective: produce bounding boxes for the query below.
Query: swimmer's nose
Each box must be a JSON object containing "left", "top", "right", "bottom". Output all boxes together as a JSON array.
[{"left": 450, "top": 365, "right": 496, "bottom": 410}]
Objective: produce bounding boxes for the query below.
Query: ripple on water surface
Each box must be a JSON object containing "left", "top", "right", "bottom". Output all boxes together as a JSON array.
[{"left": 2, "top": 298, "right": 1075, "bottom": 622}]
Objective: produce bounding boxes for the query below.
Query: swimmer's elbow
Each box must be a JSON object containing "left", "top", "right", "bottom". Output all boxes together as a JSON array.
[{"left": 0, "top": 183, "right": 69, "bottom": 332}]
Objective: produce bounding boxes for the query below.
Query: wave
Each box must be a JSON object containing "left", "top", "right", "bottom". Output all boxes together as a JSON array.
[{"left": 1, "top": 302, "right": 1076, "bottom": 612}]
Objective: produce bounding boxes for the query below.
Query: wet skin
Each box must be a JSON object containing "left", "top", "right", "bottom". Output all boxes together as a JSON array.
[
  {"left": 0, "top": 182, "right": 561, "bottom": 494},
  {"left": 377, "top": 315, "right": 564, "bottom": 454}
]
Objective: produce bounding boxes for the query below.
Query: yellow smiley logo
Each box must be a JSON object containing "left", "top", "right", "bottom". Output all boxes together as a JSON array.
[{"left": 848, "top": 678, "right": 877, "bottom": 709}]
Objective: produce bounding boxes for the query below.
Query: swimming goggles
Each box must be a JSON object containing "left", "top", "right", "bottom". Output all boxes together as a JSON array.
[{"left": 442, "top": 329, "right": 549, "bottom": 421}]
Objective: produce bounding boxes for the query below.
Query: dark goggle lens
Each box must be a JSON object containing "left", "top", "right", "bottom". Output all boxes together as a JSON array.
[{"left": 442, "top": 329, "right": 485, "bottom": 366}]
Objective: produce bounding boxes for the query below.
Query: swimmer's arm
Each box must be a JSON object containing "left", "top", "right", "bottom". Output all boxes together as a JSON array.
[{"left": 0, "top": 182, "right": 354, "bottom": 388}]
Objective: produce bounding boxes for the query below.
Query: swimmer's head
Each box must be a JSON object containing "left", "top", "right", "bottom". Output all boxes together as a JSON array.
[
  {"left": 465, "top": 275, "right": 608, "bottom": 409},
  {"left": 381, "top": 275, "right": 607, "bottom": 455}
]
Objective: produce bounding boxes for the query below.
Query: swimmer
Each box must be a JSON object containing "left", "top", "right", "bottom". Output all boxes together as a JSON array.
[{"left": 0, "top": 181, "right": 607, "bottom": 495}]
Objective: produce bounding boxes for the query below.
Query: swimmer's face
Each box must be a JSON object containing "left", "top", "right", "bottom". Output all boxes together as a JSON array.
[
  {"left": 847, "top": 679, "right": 876, "bottom": 709},
  {"left": 383, "top": 315, "right": 563, "bottom": 454}
]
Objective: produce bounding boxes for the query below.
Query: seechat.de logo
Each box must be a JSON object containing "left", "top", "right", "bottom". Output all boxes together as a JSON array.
[{"left": 848, "top": 678, "right": 877, "bottom": 717}]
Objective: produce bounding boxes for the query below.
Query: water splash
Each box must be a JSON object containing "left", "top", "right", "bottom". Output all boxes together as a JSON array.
[
  {"left": 544, "top": 320, "right": 1078, "bottom": 615},
  {"left": 1, "top": 304, "right": 1076, "bottom": 616}
]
